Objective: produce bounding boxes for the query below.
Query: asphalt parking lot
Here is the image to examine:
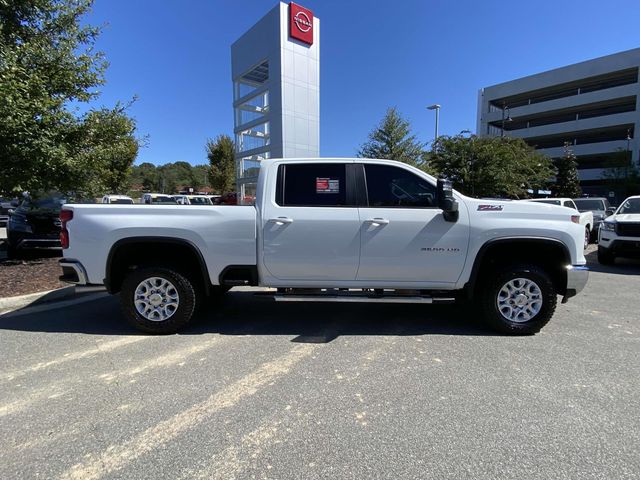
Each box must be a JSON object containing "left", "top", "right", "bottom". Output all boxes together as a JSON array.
[{"left": 0, "top": 250, "right": 638, "bottom": 479}]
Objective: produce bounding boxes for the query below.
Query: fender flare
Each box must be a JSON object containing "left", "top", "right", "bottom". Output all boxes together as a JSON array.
[
  {"left": 104, "top": 236, "right": 211, "bottom": 295},
  {"left": 463, "top": 237, "right": 571, "bottom": 299}
]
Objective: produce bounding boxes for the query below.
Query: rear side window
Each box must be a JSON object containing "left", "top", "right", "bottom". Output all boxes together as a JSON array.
[
  {"left": 278, "top": 164, "right": 349, "bottom": 207},
  {"left": 364, "top": 164, "right": 436, "bottom": 208}
]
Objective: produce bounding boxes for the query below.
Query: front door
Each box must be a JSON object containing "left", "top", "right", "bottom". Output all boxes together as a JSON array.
[
  {"left": 356, "top": 163, "right": 469, "bottom": 285},
  {"left": 261, "top": 162, "right": 361, "bottom": 282}
]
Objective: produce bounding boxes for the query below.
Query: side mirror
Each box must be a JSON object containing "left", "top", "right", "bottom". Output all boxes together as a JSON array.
[
  {"left": 605, "top": 207, "right": 616, "bottom": 216},
  {"left": 436, "top": 178, "right": 459, "bottom": 222}
]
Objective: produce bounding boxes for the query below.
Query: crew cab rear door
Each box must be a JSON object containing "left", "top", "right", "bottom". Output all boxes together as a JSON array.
[
  {"left": 261, "top": 162, "right": 361, "bottom": 282},
  {"left": 355, "top": 163, "right": 469, "bottom": 284}
]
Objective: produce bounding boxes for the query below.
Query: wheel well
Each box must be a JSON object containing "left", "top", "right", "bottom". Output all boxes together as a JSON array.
[
  {"left": 106, "top": 239, "right": 211, "bottom": 295},
  {"left": 467, "top": 239, "right": 570, "bottom": 298}
]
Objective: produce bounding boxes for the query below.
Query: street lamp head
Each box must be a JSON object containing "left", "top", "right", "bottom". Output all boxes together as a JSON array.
[{"left": 427, "top": 104, "right": 441, "bottom": 110}]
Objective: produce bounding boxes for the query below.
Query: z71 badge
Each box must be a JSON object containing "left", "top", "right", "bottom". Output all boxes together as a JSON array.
[{"left": 478, "top": 205, "right": 503, "bottom": 211}]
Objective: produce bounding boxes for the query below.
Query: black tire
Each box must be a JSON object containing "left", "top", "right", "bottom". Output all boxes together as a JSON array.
[
  {"left": 479, "top": 264, "right": 557, "bottom": 335},
  {"left": 584, "top": 227, "right": 590, "bottom": 249},
  {"left": 6, "top": 243, "right": 21, "bottom": 260},
  {"left": 120, "top": 267, "right": 197, "bottom": 334},
  {"left": 597, "top": 246, "right": 615, "bottom": 265}
]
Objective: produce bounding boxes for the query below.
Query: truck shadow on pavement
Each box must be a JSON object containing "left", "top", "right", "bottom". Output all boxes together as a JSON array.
[
  {"left": 0, "top": 291, "right": 501, "bottom": 340},
  {"left": 585, "top": 249, "right": 640, "bottom": 275}
]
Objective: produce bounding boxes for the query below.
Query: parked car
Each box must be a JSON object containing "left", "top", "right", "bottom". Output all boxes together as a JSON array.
[
  {"left": 524, "top": 198, "right": 593, "bottom": 248},
  {"left": 60, "top": 158, "right": 588, "bottom": 336},
  {"left": 219, "top": 192, "right": 238, "bottom": 205},
  {"left": 102, "top": 195, "right": 134, "bottom": 204},
  {"left": 597, "top": 195, "right": 640, "bottom": 264},
  {"left": 141, "top": 193, "right": 177, "bottom": 205},
  {"left": 207, "top": 195, "right": 222, "bottom": 205},
  {"left": 173, "top": 195, "right": 213, "bottom": 205},
  {"left": 6, "top": 194, "right": 67, "bottom": 258},
  {"left": 572, "top": 197, "right": 616, "bottom": 240},
  {"left": 0, "top": 197, "right": 19, "bottom": 227}
]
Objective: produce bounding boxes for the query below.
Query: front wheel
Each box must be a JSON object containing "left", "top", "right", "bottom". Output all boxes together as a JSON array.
[
  {"left": 597, "top": 246, "right": 615, "bottom": 265},
  {"left": 120, "top": 267, "right": 198, "bottom": 334},
  {"left": 479, "top": 264, "right": 557, "bottom": 335}
]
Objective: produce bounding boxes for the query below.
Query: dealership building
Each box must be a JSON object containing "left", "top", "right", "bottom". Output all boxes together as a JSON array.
[
  {"left": 477, "top": 48, "right": 640, "bottom": 199},
  {"left": 231, "top": 2, "right": 320, "bottom": 202}
]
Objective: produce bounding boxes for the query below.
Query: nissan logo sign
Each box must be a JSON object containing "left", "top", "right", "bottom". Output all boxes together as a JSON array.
[{"left": 294, "top": 11, "right": 312, "bottom": 33}]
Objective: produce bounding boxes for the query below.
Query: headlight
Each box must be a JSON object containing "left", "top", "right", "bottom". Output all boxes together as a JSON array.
[
  {"left": 600, "top": 221, "right": 615, "bottom": 232},
  {"left": 8, "top": 214, "right": 32, "bottom": 233}
]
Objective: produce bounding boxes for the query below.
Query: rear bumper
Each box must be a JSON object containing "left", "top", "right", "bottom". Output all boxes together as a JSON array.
[
  {"left": 59, "top": 259, "right": 89, "bottom": 285},
  {"left": 562, "top": 264, "right": 589, "bottom": 303},
  {"left": 9, "top": 231, "right": 61, "bottom": 250}
]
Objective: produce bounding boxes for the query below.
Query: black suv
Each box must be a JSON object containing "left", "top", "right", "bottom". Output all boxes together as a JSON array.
[{"left": 6, "top": 195, "right": 67, "bottom": 258}]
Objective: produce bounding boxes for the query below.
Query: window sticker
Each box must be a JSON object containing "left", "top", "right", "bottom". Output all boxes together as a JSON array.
[{"left": 316, "top": 177, "right": 340, "bottom": 194}]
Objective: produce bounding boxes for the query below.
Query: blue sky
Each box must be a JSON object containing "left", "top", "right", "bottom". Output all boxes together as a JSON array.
[{"left": 85, "top": 0, "right": 640, "bottom": 166}]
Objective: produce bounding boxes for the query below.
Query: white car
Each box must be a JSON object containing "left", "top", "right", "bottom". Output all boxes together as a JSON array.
[
  {"left": 597, "top": 195, "right": 640, "bottom": 264},
  {"left": 141, "top": 193, "right": 177, "bottom": 205},
  {"left": 59, "top": 158, "right": 588, "bottom": 336},
  {"left": 173, "top": 195, "right": 213, "bottom": 205},
  {"left": 101, "top": 195, "right": 134, "bottom": 205},
  {"left": 525, "top": 198, "right": 593, "bottom": 249}
]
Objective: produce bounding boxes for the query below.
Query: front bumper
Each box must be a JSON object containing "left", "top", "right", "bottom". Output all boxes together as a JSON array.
[
  {"left": 562, "top": 264, "right": 589, "bottom": 303},
  {"left": 599, "top": 239, "right": 640, "bottom": 258}
]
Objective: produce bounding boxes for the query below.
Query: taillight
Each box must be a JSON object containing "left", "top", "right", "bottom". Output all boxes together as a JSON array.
[
  {"left": 60, "top": 209, "right": 73, "bottom": 249},
  {"left": 571, "top": 215, "right": 580, "bottom": 224}
]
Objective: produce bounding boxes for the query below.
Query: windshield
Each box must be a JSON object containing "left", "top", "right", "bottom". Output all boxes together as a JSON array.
[
  {"left": 21, "top": 196, "right": 67, "bottom": 211},
  {"left": 533, "top": 199, "right": 561, "bottom": 206},
  {"left": 151, "top": 196, "right": 176, "bottom": 204},
  {"left": 573, "top": 199, "right": 605, "bottom": 211},
  {"left": 617, "top": 198, "right": 640, "bottom": 214}
]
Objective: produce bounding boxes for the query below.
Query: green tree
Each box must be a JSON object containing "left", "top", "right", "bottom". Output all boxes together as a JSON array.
[
  {"left": 206, "top": 135, "right": 236, "bottom": 193},
  {"left": 72, "top": 105, "right": 140, "bottom": 196},
  {"left": 426, "top": 135, "right": 554, "bottom": 198},
  {"left": 552, "top": 143, "right": 581, "bottom": 198},
  {"left": 0, "top": 0, "right": 140, "bottom": 195},
  {"left": 358, "top": 107, "right": 424, "bottom": 166}
]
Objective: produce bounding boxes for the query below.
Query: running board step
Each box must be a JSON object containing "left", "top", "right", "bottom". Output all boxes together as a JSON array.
[{"left": 271, "top": 294, "right": 456, "bottom": 304}]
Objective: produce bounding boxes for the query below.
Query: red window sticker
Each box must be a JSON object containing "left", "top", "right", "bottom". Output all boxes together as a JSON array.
[{"left": 316, "top": 177, "right": 339, "bottom": 194}]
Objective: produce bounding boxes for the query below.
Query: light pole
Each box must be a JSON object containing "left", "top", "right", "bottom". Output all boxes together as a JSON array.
[{"left": 427, "top": 104, "right": 441, "bottom": 141}]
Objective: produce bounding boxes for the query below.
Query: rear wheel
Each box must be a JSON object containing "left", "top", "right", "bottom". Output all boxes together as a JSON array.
[
  {"left": 479, "top": 264, "right": 557, "bottom": 335},
  {"left": 120, "top": 267, "right": 198, "bottom": 334},
  {"left": 584, "top": 227, "right": 590, "bottom": 249},
  {"left": 597, "top": 246, "right": 615, "bottom": 265}
]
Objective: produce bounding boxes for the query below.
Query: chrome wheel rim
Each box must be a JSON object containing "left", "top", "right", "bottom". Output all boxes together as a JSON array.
[
  {"left": 496, "top": 277, "right": 542, "bottom": 323},
  {"left": 134, "top": 277, "right": 180, "bottom": 322},
  {"left": 584, "top": 228, "right": 589, "bottom": 249}
]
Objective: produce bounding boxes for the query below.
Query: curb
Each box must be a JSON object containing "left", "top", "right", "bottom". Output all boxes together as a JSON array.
[{"left": 0, "top": 286, "right": 77, "bottom": 312}]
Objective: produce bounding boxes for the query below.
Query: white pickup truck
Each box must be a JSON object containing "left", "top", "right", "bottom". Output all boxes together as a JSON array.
[
  {"left": 525, "top": 198, "right": 593, "bottom": 248},
  {"left": 59, "top": 158, "right": 588, "bottom": 335}
]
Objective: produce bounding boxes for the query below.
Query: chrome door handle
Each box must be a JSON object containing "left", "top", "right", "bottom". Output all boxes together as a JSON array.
[
  {"left": 269, "top": 217, "right": 294, "bottom": 225},
  {"left": 364, "top": 218, "right": 390, "bottom": 225}
]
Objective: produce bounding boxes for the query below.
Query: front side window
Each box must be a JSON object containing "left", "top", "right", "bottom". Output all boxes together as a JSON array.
[
  {"left": 364, "top": 164, "right": 436, "bottom": 208},
  {"left": 278, "top": 164, "right": 348, "bottom": 207}
]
